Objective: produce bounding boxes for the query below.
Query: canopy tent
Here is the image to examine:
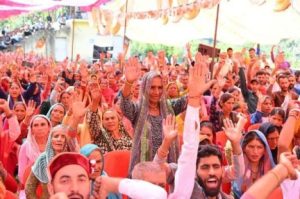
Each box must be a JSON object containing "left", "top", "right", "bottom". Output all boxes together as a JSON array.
[
  {"left": 0, "top": 0, "right": 110, "bottom": 19},
  {"left": 122, "top": 0, "right": 300, "bottom": 46}
]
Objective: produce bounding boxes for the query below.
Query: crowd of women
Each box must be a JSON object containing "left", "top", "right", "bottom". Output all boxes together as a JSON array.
[{"left": 0, "top": 44, "right": 299, "bottom": 199}]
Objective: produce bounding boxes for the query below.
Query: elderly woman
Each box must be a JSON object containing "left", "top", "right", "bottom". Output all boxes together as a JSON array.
[
  {"left": 121, "top": 55, "right": 215, "bottom": 173},
  {"left": 233, "top": 130, "right": 275, "bottom": 198},
  {"left": 80, "top": 144, "right": 122, "bottom": 199},
  {"left": 87, "top": 105, "right": 132, "bottom": 154},
  {"left": 25, "top": 125, "right": 78, "bottom": 199}
]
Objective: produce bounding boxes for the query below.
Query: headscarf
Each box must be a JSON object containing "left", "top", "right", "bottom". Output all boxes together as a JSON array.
[
  {"left": 7, "top": 94, "right": 26, "bottom": 110},
  {"left": 129, "top": 71, "right": 177, "bottom": 173},
  {"left": 259, "top": 122, "right": 280, "bottom": 164},
  {"left": 25, "top": 115, "right": 51, "bottom": 164},
  {"left": 233, "top": 130, "right": 275, "bottom": 198},
  {"left": 80, "top": 144, "right": 104, "bottom": 174},
  {"left": 46, "top": 103, "right": 66, "bottom": 126},
  {"left": 31, "top": 125, "right": 68, "bottom": 183}
]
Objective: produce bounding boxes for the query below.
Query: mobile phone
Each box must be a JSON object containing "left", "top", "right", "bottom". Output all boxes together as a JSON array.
[{"left": 22, "top": 61, "right": 34, "bottom": 68}]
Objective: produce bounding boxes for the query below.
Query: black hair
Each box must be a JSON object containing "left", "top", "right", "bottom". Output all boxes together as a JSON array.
[
  {"left": 227, "top": 47, "right": 233, "bottom": 52},
  {"left": 218, "top": 93, "right": 234, "bottom": 108},
  {"left": 270, "top": 107, "right": 285, "bottom": 121},
  {"left": 196, "top": 145, "right": 222, "bottom": 168},
  {"left": 256, "top": 70, "right": 267, "bottom": 76},
  {"left": 242, "top": 131, "right": 266, "bottom": 150}
]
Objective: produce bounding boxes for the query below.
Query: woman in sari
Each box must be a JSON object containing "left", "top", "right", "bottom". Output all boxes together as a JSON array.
[
  {"left": 120, "top": 55, "right": 215, "bottom": 174},
  {"left": 233, "top": 130, "right": 275, "bottom": 198}
]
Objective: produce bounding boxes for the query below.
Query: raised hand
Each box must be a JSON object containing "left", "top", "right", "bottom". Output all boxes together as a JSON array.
[
  {"left": 279, "top": 152, "right": 298, "bottom": 180},
  {"left": 222, "top": 118, "right": 242, "bottom": 144},
  {"left": 26, "top": 100, "right": 36, "bottom": 117},
  {"left": 0, "top": 99, "right": 10, "bottom": 113},
  {"left": 124, "top": 57, "right": 140, "bottom": 83},
  {"left": 233, "top": 52, "right": 245, "bottom": 66},
  {"left": 188, "top": 52, "right": 216, "bottom": 98},
  {"left": 71, "top": 94, "right": 88, "bottom": 120},
  {"left": 93, "top": 176, "right": 108, "bottom": 199},
  {"left": 162, "top": 114, "right": 177, "bottom": 141},
  {"left": 236, "top": 113, "right": 248, "bottom": 132}
]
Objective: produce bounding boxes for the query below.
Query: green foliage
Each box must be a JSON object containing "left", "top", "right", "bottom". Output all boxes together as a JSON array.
[
  {"left": 0, "top": 7, "right": 68, "bottom": 31},
  {"left": 130, "top": 39, "right": 300, "bottom": 69}
]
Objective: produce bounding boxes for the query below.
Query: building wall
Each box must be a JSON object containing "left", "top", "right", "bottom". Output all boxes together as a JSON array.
[{"left": 19, "top": 19, "right": 123, "bottom": 62}]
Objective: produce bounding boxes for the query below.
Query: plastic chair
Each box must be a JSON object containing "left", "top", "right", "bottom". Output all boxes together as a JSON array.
[
  {"left": 267, "top": 186, "right": 283, "bottom": 199},
  {"left": 247, "top": 123, "right": 262, "bottom": 131},
  {"left": 215, "top": 131, "right": 228, "bottom": 148},
  {"left": 104, "top": 150, "right": 131, "bottom": 178}
]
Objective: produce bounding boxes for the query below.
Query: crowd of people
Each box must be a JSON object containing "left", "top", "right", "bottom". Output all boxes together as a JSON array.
[{"left": 0, "top": 43, "right": 299, "bottom": 199}]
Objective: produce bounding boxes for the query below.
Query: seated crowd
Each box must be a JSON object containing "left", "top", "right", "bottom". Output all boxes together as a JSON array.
[{"left": 0, "top": 44, "right": 299, "bottom": 199}]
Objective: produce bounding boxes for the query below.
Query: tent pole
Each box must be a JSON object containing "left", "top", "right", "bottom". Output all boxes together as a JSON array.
[
  {"left": 122, "top": 0, "right": 129, "bottom": 48},
  {"left": 211, "top": 3, "right": 220, "bottom": 77},
  {"left": 71, "top": 19, "right": 75, "bottom": 61},
  {"left": 121, "top": 0, "right": 129, "bottom": 73}
]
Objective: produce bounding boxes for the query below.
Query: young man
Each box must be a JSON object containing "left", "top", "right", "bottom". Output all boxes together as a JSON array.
[
  {"left": 47, "top": 152, "right": 91, "bottom": 199},
  {"left": 195, "top": 145, "right": 233, "bottom": 199},
  {"left": 239, "top": 66, "right": 260, "bottom": 114},
  {"left": 270, "top": 74, "right": 298, "bottom": 108}
]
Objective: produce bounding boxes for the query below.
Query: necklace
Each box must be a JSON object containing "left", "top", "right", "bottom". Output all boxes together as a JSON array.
[{"left": 149, "top": 103, "right": 159, "bottom": 110}]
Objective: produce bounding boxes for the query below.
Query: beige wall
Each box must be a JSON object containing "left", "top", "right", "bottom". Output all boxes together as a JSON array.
[{"left": 19, "top": 19, "right": 123, "bottom": 62}]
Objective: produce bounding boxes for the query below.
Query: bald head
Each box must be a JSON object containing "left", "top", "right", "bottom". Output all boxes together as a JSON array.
[{"left": 132, "top": 162, "right": 166, "bottom": 188}]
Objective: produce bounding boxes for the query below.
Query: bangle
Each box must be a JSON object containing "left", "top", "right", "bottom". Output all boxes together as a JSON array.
[
  {"left": 269, "top": 170, "right": 280, "bottom": 185},
  {"left": 125, "top": 79, "right": 133, "bottom": 86},
  {"left": 288, "top": 114, "right": 299, "bottom": 120},
  {"left": 158, "top": 147, "right": 169, "bottom": 158}
]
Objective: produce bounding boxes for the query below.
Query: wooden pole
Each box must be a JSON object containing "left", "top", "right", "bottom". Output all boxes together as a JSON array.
[
  {"left": 71, "top": 19, "right": 75, "bottom": 61},
  {"left": 211, "top": 3, "right": 220, "bottom": 77},
  {"left": 121, "top": 0, "right": 129, "bottom": 73}
]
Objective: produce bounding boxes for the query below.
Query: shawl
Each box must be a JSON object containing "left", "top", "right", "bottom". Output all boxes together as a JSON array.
[
  {"left": 233, "top": 130, "right": 275, "bottom": 198},
  {"left": 46, "top": 103, "right": 66, "bottom": 126},
  {"left": 31, "top": 125, "right": 68, "bottom": 183},
  {"left": 129, "top": 71, "right": 177, "bottom": 173},
  {"left": 25, "top": 115, "right": 51, "bottom": 164}
]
